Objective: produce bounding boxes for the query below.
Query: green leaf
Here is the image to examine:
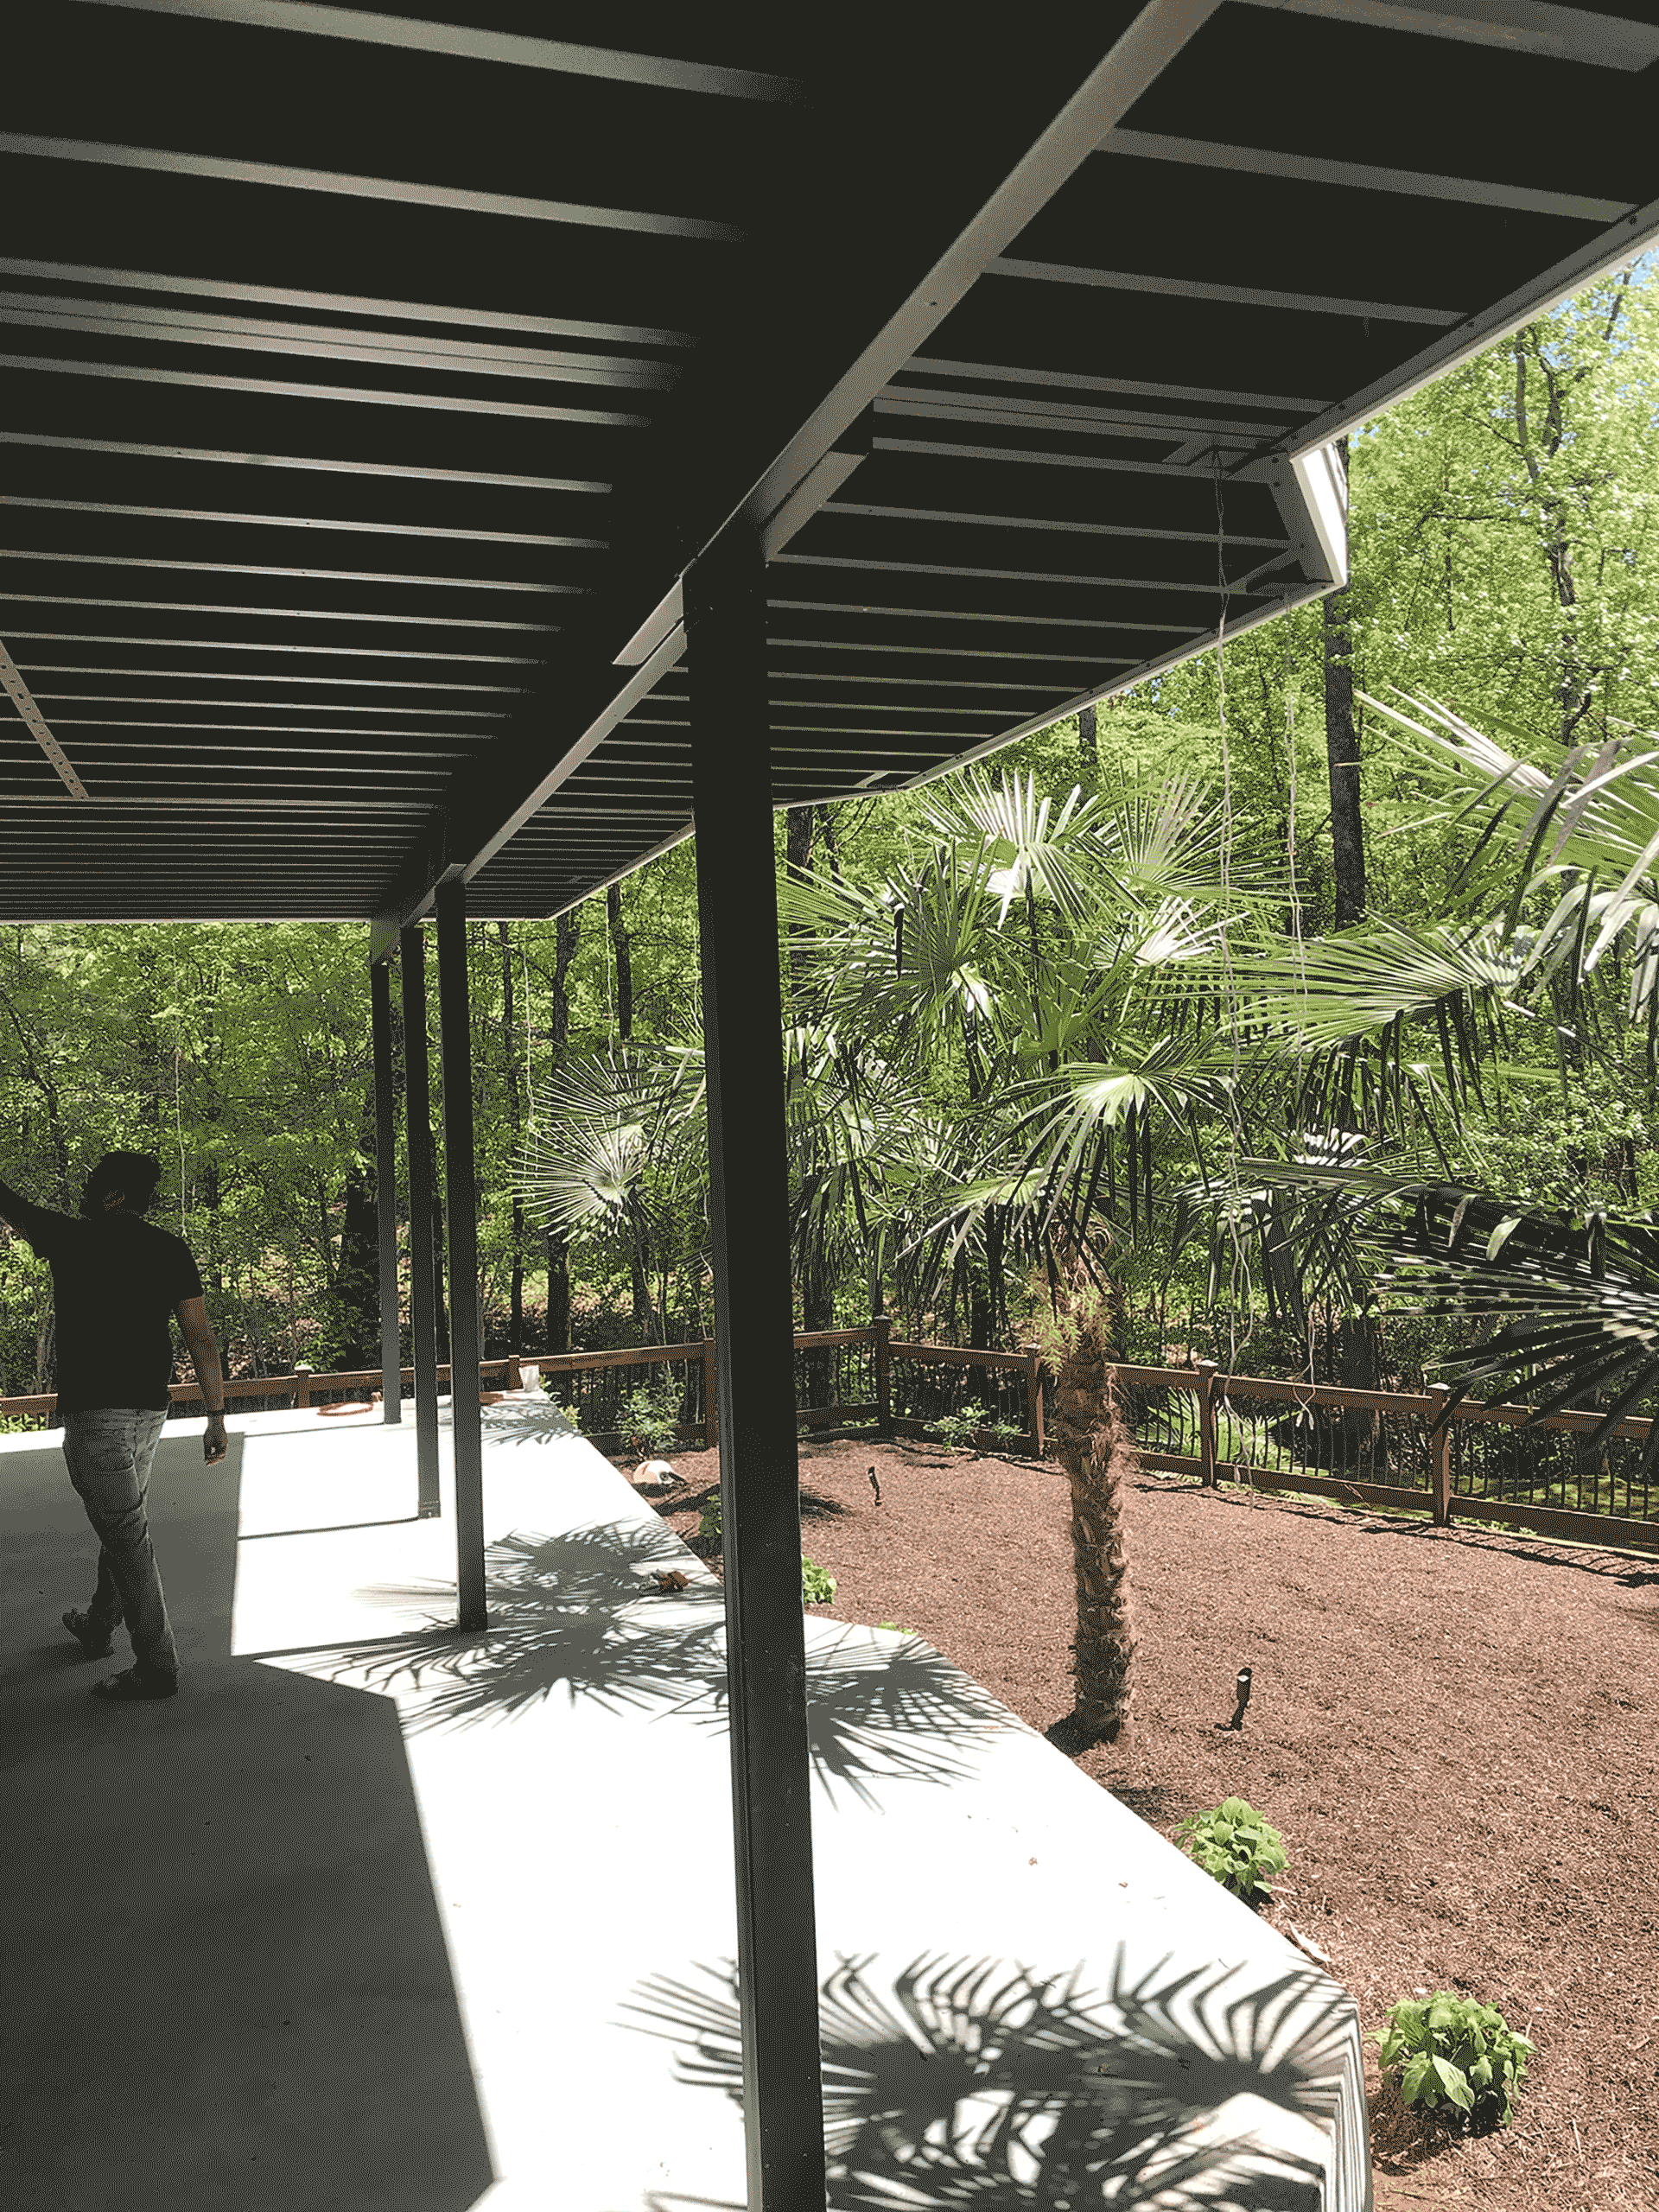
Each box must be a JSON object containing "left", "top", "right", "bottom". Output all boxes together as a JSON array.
[
  {"left": 1433, "top": 2056, "right": 1475, "bottom": 2112},
  {"left": 1401, "top": 2053, "right": 1434, "bottom": 2106}
]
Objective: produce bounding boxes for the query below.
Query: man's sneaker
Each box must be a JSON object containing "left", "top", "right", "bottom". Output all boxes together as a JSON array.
[
  {"left": 91, "top": 1666, "right": 179, "bottom": 1702},
  {"left": 63, "top": 1609, "right": 114, "bottom": 1660}
]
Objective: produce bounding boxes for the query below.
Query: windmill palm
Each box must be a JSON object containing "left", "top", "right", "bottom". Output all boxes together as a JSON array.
[{"left": 1189, "top": 695, "right": 1659, "bottom": 1421}]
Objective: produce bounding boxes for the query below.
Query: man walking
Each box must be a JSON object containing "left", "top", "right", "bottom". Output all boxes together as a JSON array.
[{"left": 0, "top": 1150, "right": 226, "bottom": 1701}]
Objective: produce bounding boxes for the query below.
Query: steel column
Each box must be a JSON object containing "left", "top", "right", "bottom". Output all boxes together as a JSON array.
[
  {"left": 435, "top": 879, "right": 488, "bottom": 1633},
  {"left": 684, "top": 529, "right": 826, "bottom": 2212},
  {"left": 399, "top": 923, "right": 442, "bottom": 1517},
  {"left": 370, "top": 957, "right": 404, "bottom": 1425}
]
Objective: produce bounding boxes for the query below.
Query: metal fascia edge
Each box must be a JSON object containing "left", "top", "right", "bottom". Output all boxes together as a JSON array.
[{"left": 1282, "top": 193, "right": 1659, "bottom": 461}]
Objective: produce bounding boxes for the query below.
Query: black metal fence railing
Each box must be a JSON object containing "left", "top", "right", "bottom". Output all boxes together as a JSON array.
[
  {"left": 1110, "top": 1361, "right": 1659, "bottom": 1554},
  {"left": 793, "top": 1332, "right": 880, "bottom": 1427},
  {"left": 543, "top": 1348, "right": 709, "bottom": 1452},
  {"left": 891, "top": 1352, "right": 1033, "bottom": 1434}
]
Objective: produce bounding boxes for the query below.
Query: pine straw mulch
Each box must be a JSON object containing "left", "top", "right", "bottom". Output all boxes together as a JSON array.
[{"left": 640, "top": 1435, "right": 1659, "bottom": 2212}]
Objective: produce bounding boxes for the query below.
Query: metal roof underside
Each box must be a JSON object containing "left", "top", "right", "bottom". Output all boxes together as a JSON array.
[{"left": 3, "top": 0, "right": 1657, "bottom": 923}]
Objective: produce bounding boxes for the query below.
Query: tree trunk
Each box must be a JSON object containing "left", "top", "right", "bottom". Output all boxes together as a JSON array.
[
  {"left": 607, "top": 881, "right": 633, "bottom": 1040},
  {"left": 1077, "top": 701, "right": 1098, "bottom": 783},
  {"left": 498, "top": 921, "right": 524, "bottom": 1350},
  {"left": 785, "top": 804, "right": 816, "bottom": 1007},
  {"left": 1049, "top": 1300, "right": 1136, "bottom": 1745},
  {"left": 334, "top": 1154, "right": 379, "bottom": 1369},
  {"left": 545, "top": 906, "right": 580, "bottom": 1352},
  {"left": 1323, "top": 440, "right": 1366, "bottom": 929}
]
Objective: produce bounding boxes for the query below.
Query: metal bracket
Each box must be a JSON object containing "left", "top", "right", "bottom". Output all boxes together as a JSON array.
[{"left": 0, "top": 641, "right": 88, "bottom": 798}]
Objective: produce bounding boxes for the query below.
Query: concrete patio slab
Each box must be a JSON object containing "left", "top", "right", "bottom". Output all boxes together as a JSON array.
[{"left": 2, "top": 1400, "right": 1370, "bottom": 2210}]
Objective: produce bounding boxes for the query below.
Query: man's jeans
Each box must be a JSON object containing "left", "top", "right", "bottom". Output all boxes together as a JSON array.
[{"left": 61, "top": 1408, "right": 178, "bottom": 1681}]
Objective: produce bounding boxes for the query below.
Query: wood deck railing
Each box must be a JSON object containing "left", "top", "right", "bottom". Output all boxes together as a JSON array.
[
  {"left": 1112, "top": 1360, "right": 1659, "bottom": 1554},
  {"left": 1, "top": 1326, "right": 1048, "bottom": 1455}
]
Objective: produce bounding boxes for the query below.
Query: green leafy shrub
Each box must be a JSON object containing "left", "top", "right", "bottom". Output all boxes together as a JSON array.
[
  {"left": 924, "top": 1405, "right": 993, "bottom": 1451},
  {"left": 696, "top": 1493, "right": 721, "bottom": 1548},
  {"left": 801, "top": 1556, "right": 836, "bottom": 1605},
  {"left": 1376, "top": 1993, "right": 1533, "bottom": 2133},
  {"left": 619, "top": 1371, "right": 683, "bottom": 1457},
  {"left": 1173, "top": 1797, "right": 1289, "bottom": 1902}
]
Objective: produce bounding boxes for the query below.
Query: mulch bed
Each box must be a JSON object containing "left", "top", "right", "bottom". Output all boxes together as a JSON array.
[{"left": 638, "top": 1435, "right": 1659, "bottom": 2211}]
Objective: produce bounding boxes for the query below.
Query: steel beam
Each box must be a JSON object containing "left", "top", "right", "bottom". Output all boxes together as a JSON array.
[
  {"left": 435, "top": 879, "right": 488, "bottom": 1633},
  {"left": 399, "top": 922, "right": 442, "bottom": 1516},
  {"left": 0, "top": 134, "right": 744, "bottom": 242},
  {"left": 684, "top": 528, "right": 826, "bottom": 2212},
  {"left": 370, "top": 955, "right": 403, "bottom": 1425}
]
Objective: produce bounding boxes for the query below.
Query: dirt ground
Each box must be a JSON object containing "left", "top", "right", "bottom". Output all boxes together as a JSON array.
[{"left": 642, "top": 1435, "right": 1659, "bottom": 2212}]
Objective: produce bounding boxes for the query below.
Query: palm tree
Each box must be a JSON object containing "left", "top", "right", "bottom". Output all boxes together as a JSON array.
[{"left": 1046, "top": 1281, "right": 1137, "bottom": 1745}]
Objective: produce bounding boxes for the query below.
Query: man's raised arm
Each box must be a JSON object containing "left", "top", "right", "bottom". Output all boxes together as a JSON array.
[
  {"left": 0, "top": 1173, "right": 60, "bottom": 1249},
  {"left": 177, "top": 1295, "right": 229, "bottom": 1465}
]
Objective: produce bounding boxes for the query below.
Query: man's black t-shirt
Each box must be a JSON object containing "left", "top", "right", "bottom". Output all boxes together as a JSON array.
[{"left": 9, "top": 1199, "right": 204, "bottom": 1412}]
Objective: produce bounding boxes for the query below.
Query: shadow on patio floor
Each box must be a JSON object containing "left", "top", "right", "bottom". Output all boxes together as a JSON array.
[
  {"left": 626, "top": 1944, "right": 1358, "bottom": 2210},
  {"left": 321, "top": 1519, "right": 1016, "bottom": 1807},
  {"left": 0, "top": 1428, "right": 494, "bottom": 2212}
]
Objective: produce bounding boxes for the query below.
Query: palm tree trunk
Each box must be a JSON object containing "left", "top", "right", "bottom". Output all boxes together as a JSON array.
[{"left": 1050, "top": 1303, "right": 1136, "bottom": 1744}]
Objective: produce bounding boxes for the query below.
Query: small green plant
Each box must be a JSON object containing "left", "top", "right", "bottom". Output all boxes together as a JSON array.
[
  {"left": 696, "top": 1493, "right": 721, "bottom": 1548},
  {"left": 619, "top": 1370, "right": 683, "bottom": 1457},
  {"left": 876, "top": 1620, "right": 916, "bottom": 1636},
  {"left": 1173, "top": 1797, "right": 1289, "bottom": 1902},
  {"left": 801, "top": 1556, "right": 836, "bottom": 1605},
  {"left": 1376, "top": 1993, "right": 1533, "bottom": 2133},
  {"left": 925, "top": 1405, "right": 989, "bottom": 1451}
]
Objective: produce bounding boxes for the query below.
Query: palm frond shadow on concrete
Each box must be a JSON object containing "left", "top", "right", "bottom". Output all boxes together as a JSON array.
[
  {"left": 321, "top": 1522, "right": 727, "bottom": 1730},
  {"left": 316, "top": 1535, "right": 1015, "bottom": 1802},
  {"left": 626, "top": 1947, "right": 1361, "bottom": 2210}
]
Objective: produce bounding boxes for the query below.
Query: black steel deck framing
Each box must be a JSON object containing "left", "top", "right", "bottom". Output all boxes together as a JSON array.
[{"left": 6, "top": 8, "right": 1659, "bottom": 2206}]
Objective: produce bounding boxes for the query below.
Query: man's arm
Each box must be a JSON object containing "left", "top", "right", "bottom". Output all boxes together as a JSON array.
[
  {"left": 176, "top": 1294, "right": 229, "bottom": 1465},
  {"left": 0, "top": 1174, "right": 64, "bottom": 1249}
]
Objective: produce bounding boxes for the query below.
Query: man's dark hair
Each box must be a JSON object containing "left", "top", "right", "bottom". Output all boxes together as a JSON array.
[{"left": 83, "top": 1151, "right": 164, "bottom": 1217}]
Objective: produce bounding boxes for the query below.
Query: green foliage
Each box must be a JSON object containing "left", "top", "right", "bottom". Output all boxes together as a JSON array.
[
  {"left": 924, "top": 1405, "right": 991, "bottom": 1451},
  {"left": 696, "top": 1493, "right": 721, "bottom": 1548},
  {"left": 876, "top": 1620, "right": 915, "bottom": 1635},
  {"left": 617, "top": 1370, "right": 684, "bottom": 1457},
  {"left": 1173, "top": 1797, "right": 1289, "bottom": 1902},
  {"left": 1375, "top": 1993, "right": 1533, "bottom": 2133},
  {"left": 801, "top": 1555, "right": 837, "bottom": 1605}
]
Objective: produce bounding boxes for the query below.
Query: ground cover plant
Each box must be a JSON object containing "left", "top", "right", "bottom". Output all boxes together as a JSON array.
[
  {"left": 1174, "top": 1796, "right": 1289, "bottom": 1904},
  {"left": 1376, "top": 1992, "right": 1533, "bottom": 2134},
  {"left": 650, "top": 1438, "right": 1659, "bottom": 2212}
]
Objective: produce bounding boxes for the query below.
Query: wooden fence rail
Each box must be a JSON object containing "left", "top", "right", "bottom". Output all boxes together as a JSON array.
[
  {"left": 1, "top": 1324, "right": 1049, "bottom": 1456},
  {"left": 1111, "top": 1362, "right": 1659, "bottom": 1555}
]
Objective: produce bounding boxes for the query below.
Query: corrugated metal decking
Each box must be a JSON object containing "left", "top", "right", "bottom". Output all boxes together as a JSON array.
[{"left": 2, "top": 0, "right": 1656, "bottom": 921}]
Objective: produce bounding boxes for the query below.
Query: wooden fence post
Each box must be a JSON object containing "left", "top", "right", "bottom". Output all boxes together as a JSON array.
[
  {"left": 1024, "top": 1344, "right": 1045, "bottom": 1459},
  {"left": 507, "top": 1352, "right": 522, "bottom": 1390},
  {"left": 295, "top": 1363, "right": 313, "bottom": 1410},
  {"left": 703, "top": 1334, "right": 720, "bottom": 1449},
  {"left": 1198, "top": 1359, "right": 1219, "bottom": 1487},
  {"left": 1429, "top": 1383, "right": 1453, "bottom": 1528},
  {"left": 874, "top": 1316, "right": 893, "bottom": 1437}
]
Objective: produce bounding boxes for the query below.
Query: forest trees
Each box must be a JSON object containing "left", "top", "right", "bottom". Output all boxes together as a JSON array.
[{"left": 3, "top": 258, "right": 1654, "bottom": 1395}]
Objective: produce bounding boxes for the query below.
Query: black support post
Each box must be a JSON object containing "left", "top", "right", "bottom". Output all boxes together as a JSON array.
[
  {"left": 435, "top": 879, "right": 488, "bottom": 1633},
  {"left": 370, "top": 957, "right": 403, "bottom": 1425},
  {"left": 684, "top": 530, "right": 826, "bottom": 2212},
  {"left": 400, "top": 922, "right": 442, "bottom": 1517}
]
